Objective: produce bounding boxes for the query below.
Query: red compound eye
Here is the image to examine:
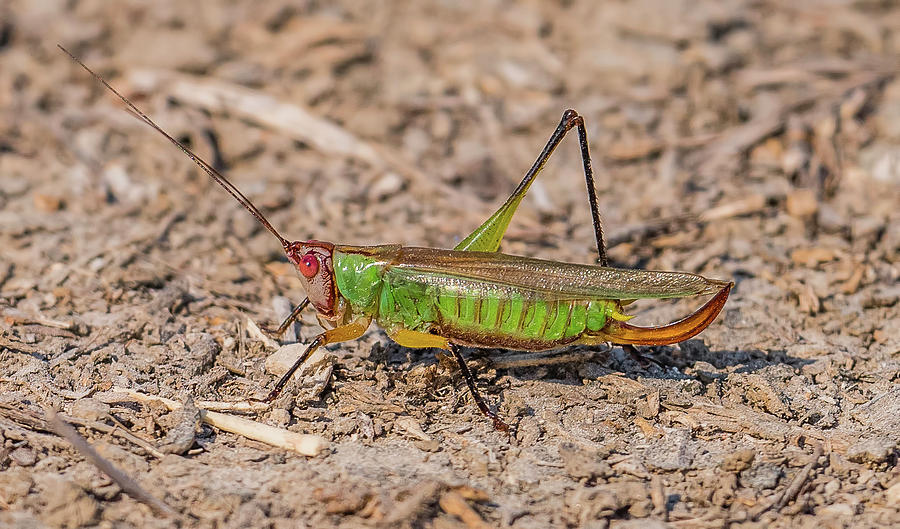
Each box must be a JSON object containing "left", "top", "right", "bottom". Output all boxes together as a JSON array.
[{"left": 299, "top": 254, "right": 319, "bottom": 278}]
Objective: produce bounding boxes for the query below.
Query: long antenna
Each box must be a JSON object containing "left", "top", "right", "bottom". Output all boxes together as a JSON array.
[{"left": 59, "top": 44, "right": 290, "bottom": 248}]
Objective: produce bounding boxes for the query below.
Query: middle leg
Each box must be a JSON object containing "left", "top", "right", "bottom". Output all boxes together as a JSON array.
[
  {"left": 385, "top": 328, "right": 511, "bottom": 432},
  {"left": 449, "top": 343, "right": 511, "bottom": 433}
]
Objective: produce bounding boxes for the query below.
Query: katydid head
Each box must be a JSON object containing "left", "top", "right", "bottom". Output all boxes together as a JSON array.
[{"left": 285, "top": 240, "right": 338, "bottom": 318}]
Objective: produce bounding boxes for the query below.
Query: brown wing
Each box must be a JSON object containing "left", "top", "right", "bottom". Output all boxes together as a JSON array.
[{"left": 389, "top": 246, "right": 729, "bottom": 300}]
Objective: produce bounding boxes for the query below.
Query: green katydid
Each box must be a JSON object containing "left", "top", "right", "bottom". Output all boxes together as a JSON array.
[{"left": 63, "top": 46, "right": 732, "bottom": 432}]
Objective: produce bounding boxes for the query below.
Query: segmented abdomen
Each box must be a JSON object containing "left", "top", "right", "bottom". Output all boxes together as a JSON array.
[{"left": 376, "top": 268, "right": 619, "bottom": 350}]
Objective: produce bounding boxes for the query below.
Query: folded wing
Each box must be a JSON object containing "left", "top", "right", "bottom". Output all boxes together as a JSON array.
[{"left": 391, "top": 247, "right": 730, "bottom": 300}]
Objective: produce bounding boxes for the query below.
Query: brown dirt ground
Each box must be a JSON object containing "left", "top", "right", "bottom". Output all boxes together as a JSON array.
[{"left": 1, "top": 1, "right": 899, "bottom": 528}]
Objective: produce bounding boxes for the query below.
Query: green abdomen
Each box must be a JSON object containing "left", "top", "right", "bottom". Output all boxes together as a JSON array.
[{"left": 379, "top": 269, "right": 620, "bottom": 350}]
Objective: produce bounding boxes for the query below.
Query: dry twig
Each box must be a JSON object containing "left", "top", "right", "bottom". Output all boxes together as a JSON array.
[
  {"left": 45, "top": 408, "right": 178, "bottom": 518},
  {"left": 750, "top": 443, "right": 825, "bottom": 519},
  {"left": 650, "top": 474, "right": 668, "bottom": 520},
  {"left": 127, "top": 69, "right": 382, "bottom": 165},
  {"left": 112, "top": 388, "right": 328, "bottom": 457},
  {"left": 439, "top": 490, "right": 492, "bottom": 529},
  {"left": 69, "top": 415, "right": 166, "bottom": 460}
]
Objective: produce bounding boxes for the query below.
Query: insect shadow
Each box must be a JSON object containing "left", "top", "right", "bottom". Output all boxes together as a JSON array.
[{"left": 369, "top": 337, "right": 812, "bottom": 409}]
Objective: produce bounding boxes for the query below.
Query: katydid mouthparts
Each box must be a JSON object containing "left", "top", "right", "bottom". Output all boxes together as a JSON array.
[{"left": 61, "top": 45, "right": 733, "bottom": 432}]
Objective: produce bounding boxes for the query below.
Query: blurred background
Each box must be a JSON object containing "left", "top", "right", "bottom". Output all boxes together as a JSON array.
[{"left": 1, "top": 1, "right": 898, "bottom": 528}]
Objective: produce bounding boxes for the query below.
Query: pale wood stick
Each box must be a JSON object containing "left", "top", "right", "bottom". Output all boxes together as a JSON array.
[
  {"left": 127, "top": 69, "right": 382, "bottom": 165},
  {"left": 112, "top": 388, "right": 328, "bottom": 457}
]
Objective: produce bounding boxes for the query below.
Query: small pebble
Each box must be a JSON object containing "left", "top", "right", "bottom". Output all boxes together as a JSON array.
[
  {"left": 395, "top": 416, "right": 432, "bottom": 442},
  {"left": 68, "top": 398, "right": 110, "bottom": 422},
  {"left": 266, "top": 343, "right": 311, "bottom": 376},
  {"left": 740, "top": 463, "right": 783, "bottom": 490},
  {"left": 368, "top": 172, "right": 405, "bottom": 201},
  {"left": 885, "top": 481, "right": 900, "bottom": 506},
  {"left": 847, "top": 438, "right": 895, "bottom": 465},
  {"left": 269, "top": 408, "right": 291, "bottom": 428},
  {"left": 33, "top": 193, "right": 63, "bottom": 212},
  {"left": 721, "top": 449, "right": 755, "bottom": 472},
  {"left": 786, "top": 188, "right": 818, "bottom": 217},
  {"left": 10, "top": 447, "right": 37, "bottom": 467},
  {"left": 818, "top": 503, "right": 855, "bottom": 517}
]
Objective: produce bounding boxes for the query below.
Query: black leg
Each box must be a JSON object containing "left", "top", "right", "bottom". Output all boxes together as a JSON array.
[
  {"left": 507, "top": 110, "right": 608, "bottom": 265},
  {"left": 260, "top": 318, "right": 371, "bottom": 403},
  {"left": 623, "top": 344, "right": 664, "bottom": 369},
  {"left": 262, "top": 298, "right": 310, "bottom": 339},
  {"left": 449, "top": 344, "right": 511, "bottom": 433},
  {"left": 262, "top": 334, "right": 323, "bottom": 402},
  {"left": 567, "top": 111, "right": 608, "bottom": 267}
]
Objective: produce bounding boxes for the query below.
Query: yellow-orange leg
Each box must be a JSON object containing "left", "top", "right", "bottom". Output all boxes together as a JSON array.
[{"left": 264, "top": 317, "right": 371, "bottom": 402}]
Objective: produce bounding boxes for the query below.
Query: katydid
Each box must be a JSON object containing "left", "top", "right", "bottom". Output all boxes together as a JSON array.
[{"left": 62, "top": 46, "right": 732, "bottom": 432}]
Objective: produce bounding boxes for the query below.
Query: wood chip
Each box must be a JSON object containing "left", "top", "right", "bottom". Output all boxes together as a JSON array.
[
  {"left": 699, "top": 194, "right": 767, "bottom": 222},
  {"left": 395, "top": 416, "right": 432, "bottom": 442},
  {"left": 785, "top": 189, "right": 819, "bottom": 217},
  {"left": 790, "top": 247, "right": 837, "bottom": 266},
  {"left": 439, "top": 490, "right": 492, "bottom": 529}
]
